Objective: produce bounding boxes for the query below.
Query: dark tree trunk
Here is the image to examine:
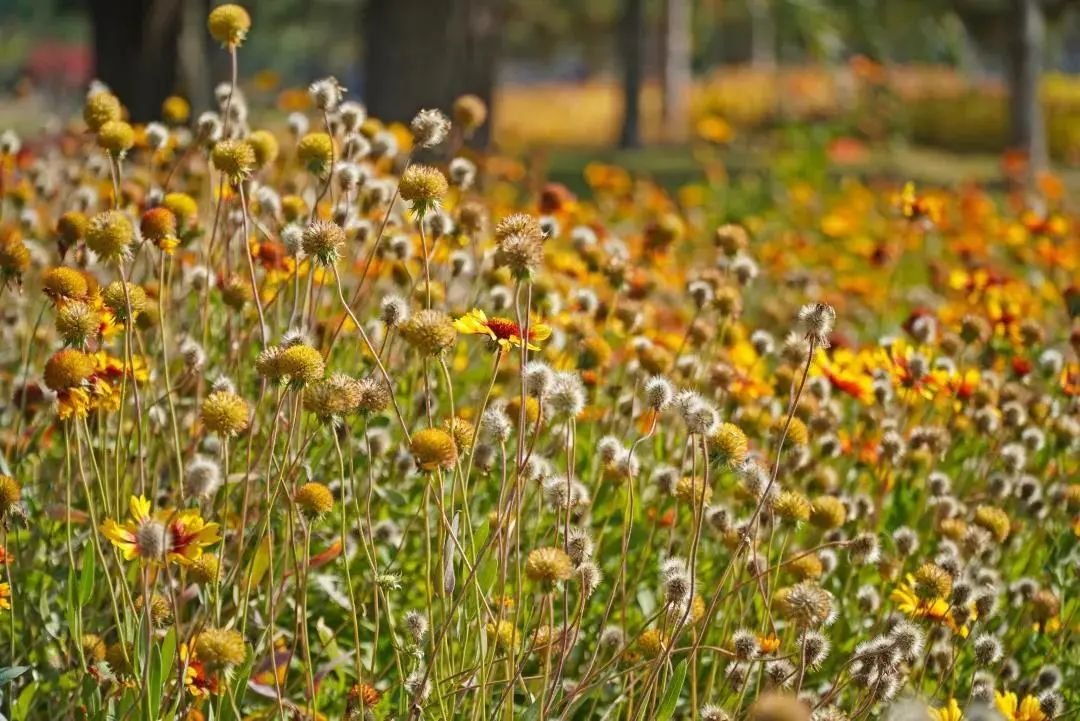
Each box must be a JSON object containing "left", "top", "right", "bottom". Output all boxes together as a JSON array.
[
  {"left": 661, "top": 0, "right": 692, "bottom": 141},
  {"left": 88, "top": 0, "right": 183, "bottom": 122},
  {"left": 1007, "top": 0, "right": 1048, "bottom": 175},
  {"left": 619, "top": 0, "right": 645, "bottom": 149},
  {"left": 364, "top": 0, "right": 502, "bottom": 147}
]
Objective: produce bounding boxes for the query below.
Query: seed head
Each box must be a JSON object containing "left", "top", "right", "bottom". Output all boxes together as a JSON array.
[
  {"left": 44, "top": 348, "right": 95, "bottom": 390},
  {"left": 297, "top": 132, "right": 334, "bottom": 175},
  {"left": 97, "top": 120, "right": 134, "bottom": 157},
  {"left": 525, "top": 546, "right": 574, "bottom": 587},
  {"left": 399, "top": 165, "right": 448, "bottom": 209},
  {"left": 709, "top": 422, "right": 748, "bottom": 467},
  {"left": 410, "top": 428, "right": 458, "bottom": 472},
  {"left": 399, "top": 309, "right": 457, "bottom": 356},
  {"left": 84, "top": 91, "right": 122, "bottom": 132},
  {"left": 914, "top": 563, "right": 952, "bottom": 600},
  {"left": 195, "top": 627, "right": 247, "bottom": 669},
  {"left": 797, "top": 303, "right": 836, "bottom": 348},
  {"left": 140, "top": 207, "right": 178, "bottom": 251},
  {"left": 452, "top": 94, "right": 487, "bottom": 133},
  {"left": 0, "top": 476, "right": 21, "bottom": 518},
  {"left": 101, "top": 281, "right": 147, "bottom": 323},
  {"left": 304, "top": 373, "right": 362, "bottom": 422},
  {"left": 295, "top": 482, "right": 334, "bottom": 517},
  {"left": 747, "top": 692, "right": 810, "bottom": 721},
  {"left": 211, "top": 139, "right": 255, "bottom": 183},
  {"left": 207, "top": 4, "right": 251, "bottom": 47},
  {"left": 201, "top": 391, "right": 249, "bottom": 436},
  {"left": 56, "top": 301, "right": 100, "bottom": 346},
  {"left": 85, "top": 210, "right": 133, "bottom": 262},
  {"left": 185, "top": 456, "right": 223, "bottom": 498},
  {"left": 301, "top": 219, "right": 345, "bottom": 266},
  {"left": 778, "top": 582, "right": 835, "bottom": 629},
  {"left": 308, "top": 76, "right": 345, "bottom": 112},
  {"left": 410, "top": 108, "right": 451, "bottom": 148},
  {"left": 355, "top": 377, "right": 391, "bottom": 413}
]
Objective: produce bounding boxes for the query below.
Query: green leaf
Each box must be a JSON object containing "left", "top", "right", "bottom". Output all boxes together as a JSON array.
[
  {"left": 0, "top": 666, "right": 30, "bottom": 685},
  {"left": 655, "top": 660, "right": 687, "bottom": 721},
  {"left": 79, "top": 542, "right": 96, "bottom": 606},
  {"left": 13, "top": 676, "right": 37, "bottom": 720}
]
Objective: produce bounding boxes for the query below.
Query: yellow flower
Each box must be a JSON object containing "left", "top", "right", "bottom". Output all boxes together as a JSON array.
[
  {"left": 891, "top": 574, "right": 950, "bottom": 620},
  {"left": 930, "top": 699, "right": 963, "bottom": 721},
  {"left": 100, "top": 495, "right": 220, "bottom": 566},
  {"left": 452, "top": 308, "right": 551, "bottom": 351},
  {"left": 995, "top": 691, "right": 1047, "bottom": 721},
  {"left": 891, "top": 574, "right": 974, "bottom": 637},
  {"left": 0, "top": 582, "right": 10, "bottom": 611}
]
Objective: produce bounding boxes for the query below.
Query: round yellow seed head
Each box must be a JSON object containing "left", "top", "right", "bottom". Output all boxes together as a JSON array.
[
  {"left": 525, "top": 546, "right": 574, "bottom": 586},
  {"left": 709, "top": 422, "right": 748, "bottom": 467},
  {"left": 188, "top": 553, "right": 220, "bottom": 584},
  {"left": 105, "top": 642, "right": 132, "bottom": 675},
  {"left": 809, "top": 496, "right": 847, "bottom": 530},
  {"left": 452, "top": 94, "right": 488, "bottom": 132},
  {"left": 82, "top": 633, "right": 107, "bottom": 662},
  {"left": 246, "top": 129, "right": 279, "bottom": 168},
  {"left": 207, "top": 4, "right": 251, "bottom": 47},
  {"left": 913, "top": 562, "right": 952, "bottom": 600},
  {"left": 399, "top": 309, "right": 457, "bottom": 356},
  {"left": 135, "top": 593, "right": 174, "bottom": 627},
  {"left": 675, "top": 476, "right": 712, "bottom": 507},
  {"left": 297, "top": 132, "right": 334, "bottom": 175},
  {"left": 201, "top": 391, "right": 249, "bottom": 436},
  {"left": 140, "top": 207, "right": 177, "bottom": 247},
  {"left": 0, "top": 235, "right": 29, "bottom": 280},
  {"left": 211, "top": 139, "right": 255, "bottom": 182},
  {"left": 275, "top": 344, "right": 325, "bottom": 385},
  {"left": 44, "top": 349, "right": 95, "bottom": 391},
  {"left": 0, "top": 476, "right": 21, "bottom": 517},
  {"left": 43, "top": 270, "right": 90, "bottom": 304},
  {"left": 56, "top": 211, "right": 89, "bottom": 247},
  {"left": 85, "top": 210, "right": 133, "bottom": 262},
  {"left": 281, "top": 194, "right": 307, "bottom": 222},
  {"left": 973, "top": 505, "right": 1011, "bottom": 543},
  {"left": 96, "top": 120, "right": 135, "bottom": 157},
  {"left": 410, "top": 428, "right": 458, "bottom": 472},
  {"left": 443, "top": 417, "right": 475, "bottom": 454},
  {"left": 636, "top": 628, "right": 668, "bottom": 659},
  {"left": 162, "top": 192, "right": 198, "bottom": 227},
  {"left": 194, "top": 627, "right": 247, "bottom": 669},
  {"left": 399, "top": 165, "right": 448, "bottom": 207},
  {"left": 161, "top": 95, "right": 190, "bottom": 125},
  {"left": 101, "top": 280, "right": 147, "bottom": 323},
  {"left": 56, "top": 301, "right": 100, "bottom": 346},
  {"left": 772, "top": 490, "right": 811, "bottom": 523},
  {"left": 295, "top": 482, "right": 334, "bottom": 517},
  {"left": 84, "top": 92, "right": 122, "bottom": 132}
]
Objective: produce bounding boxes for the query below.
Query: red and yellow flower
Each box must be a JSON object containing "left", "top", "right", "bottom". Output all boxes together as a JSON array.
[
  {"left": 100, "top": 495, "right": 220, "bottom": 566},
  {"left": 453, "top": 308, "right": 551, "bottom": 351}
]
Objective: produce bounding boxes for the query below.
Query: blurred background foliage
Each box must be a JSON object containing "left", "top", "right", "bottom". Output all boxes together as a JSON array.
[{"left": 4, "top": 0, "right": 1080, "bottom": 183}]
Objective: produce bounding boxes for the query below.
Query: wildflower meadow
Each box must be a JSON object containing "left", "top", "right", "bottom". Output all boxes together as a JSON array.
[{"left": 0, "top": 4, "right": 1077, "bottom": 721}]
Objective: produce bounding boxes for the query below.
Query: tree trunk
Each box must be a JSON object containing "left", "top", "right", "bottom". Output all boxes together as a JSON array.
[
  {"left": 88, "top": 0, "right": 182, "bottom": 122},
  {"left": 661, "top": 0, "right": 692, "bottom": 142},
  {"left": 749, "top": 0, "right": 776, "bottom": 69},
  {"left": 364, "top": 0, "right": 502, "bottom": 147},
  {"left": 1007, "top": 0, "right": 1048, "bottom": 175},
  {"left": 618, "top": 0, "right": 646, "bottom": 149}
]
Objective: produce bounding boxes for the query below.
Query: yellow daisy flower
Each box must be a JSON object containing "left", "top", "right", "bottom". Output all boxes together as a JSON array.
[
  {"left": 100, "top": 495, "right": 220, "bottom": 566},
  {"left": 453, "top": 308, "right": 551, "bottom": 351}
]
